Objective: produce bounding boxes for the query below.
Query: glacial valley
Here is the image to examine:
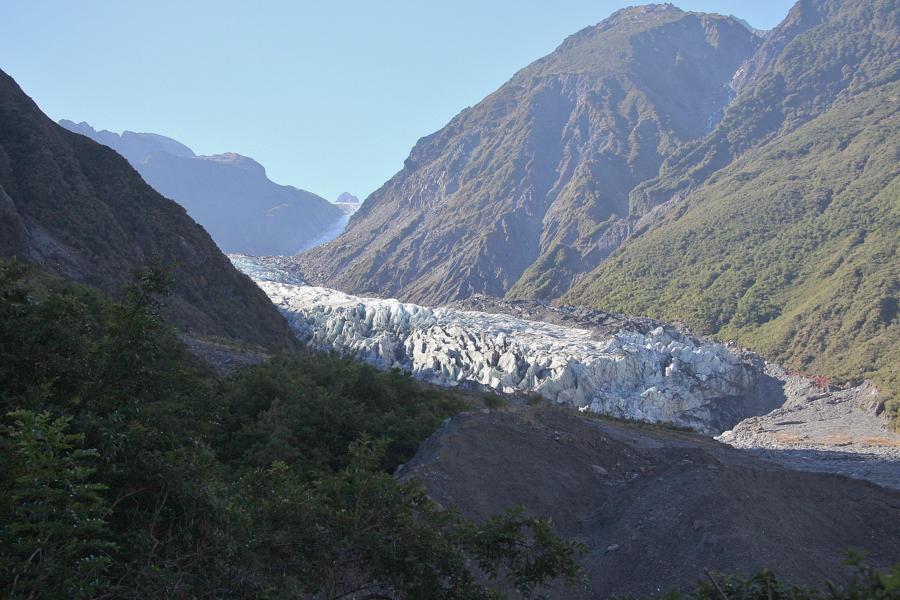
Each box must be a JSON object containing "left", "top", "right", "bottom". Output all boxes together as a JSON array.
[{"left": 232, "top": 253, "right": 900, "bottom": 489}]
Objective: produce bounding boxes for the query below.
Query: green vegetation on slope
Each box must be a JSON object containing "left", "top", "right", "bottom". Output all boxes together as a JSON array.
[
  {"left": 567, "top": 83, "right": 899, "bottom": 421},
  {"left": 0, "top": 261, "right": 582, "bottom": 599}
]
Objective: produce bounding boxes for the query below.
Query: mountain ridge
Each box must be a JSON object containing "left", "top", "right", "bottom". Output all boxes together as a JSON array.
[
  {"left": 567, "top": 0, "right": 899, "bottom": 413},
  {"left": 291, "top": 0, "right": 898, "bottom": 416},
  {"left": 58, "top": 119, "right": 344, "bottom": 256}
]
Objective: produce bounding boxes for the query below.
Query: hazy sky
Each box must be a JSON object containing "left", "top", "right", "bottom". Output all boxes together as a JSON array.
[{"left": 1, "top": 1, "right": 794, "bottom": 201}]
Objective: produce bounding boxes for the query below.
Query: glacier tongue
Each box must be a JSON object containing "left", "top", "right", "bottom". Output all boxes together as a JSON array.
[{"left": 233, "top": 252, "right": 781, "bottom": 433}]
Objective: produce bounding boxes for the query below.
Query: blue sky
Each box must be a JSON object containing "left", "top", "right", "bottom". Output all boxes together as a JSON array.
[{"left": 1, "top": 1, "right": 794, "bottom": 201}]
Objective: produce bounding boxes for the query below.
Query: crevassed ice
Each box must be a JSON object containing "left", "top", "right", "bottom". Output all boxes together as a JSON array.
[{"left": 235, "top": 255, "right": 763, "bottom": 433}]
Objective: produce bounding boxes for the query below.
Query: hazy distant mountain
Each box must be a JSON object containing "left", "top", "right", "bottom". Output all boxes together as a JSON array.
[
  {"left": 336, "top": 192, "right": 360, "bottom": 204},
  {"left": 58, "top": 121, "right": 344, "bottom": 256},
  {"left": 297, "top": 5, "right": 761, "bottom": 303},
  {"left": 334, "top": 192, "right": 362, "bottom": 217},
  {"left": 1, "top": 71, "right": 296, "bottom": 348},
  {"left": 59, "top": 120, "right": 195, "bottom": 162}
]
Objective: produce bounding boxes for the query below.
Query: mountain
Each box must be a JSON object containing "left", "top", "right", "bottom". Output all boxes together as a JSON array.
[
  {"left": 296, "top": 5, "right": 762, "bottom": 302},
  {"left": 566, "top": 0, "right": 899, "bottom": 407},
  {"left": 0, "top": 69, "right": 296, "bottom": 348},
  {"left": 335, "top": 192, "right": 362, "bottom": 217},
  {"left": 59, "top": 119, "right": 195, "bottom": 162},
  {"left": 59, "top": 120, "right": 344, "bottom": 256},
  {"left": 294, "top": 0, "right": 897, "bottom": 415},
  {"left": 336, "top": 191, "right": 360, "bottom": 204}
]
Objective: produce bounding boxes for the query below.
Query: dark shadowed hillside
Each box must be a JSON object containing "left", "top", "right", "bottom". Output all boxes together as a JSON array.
[
  {"left": 296, "top": 5, "right": 761, "bottom": 303},
  {"left": 0, "top": 69, "right": 296, "bottom": 348},
  {"left": 59, "top": 120, "right": 343, "bottom": 256}
]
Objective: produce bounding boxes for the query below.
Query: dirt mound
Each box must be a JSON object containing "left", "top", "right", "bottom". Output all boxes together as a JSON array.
[{"left": 399, "top": 408, "right": 900, "bottom": 598}]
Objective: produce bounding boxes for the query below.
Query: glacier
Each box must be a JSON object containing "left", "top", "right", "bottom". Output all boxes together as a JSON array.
[{"left": 232, "top": 255, "right": 783, "bottom": 433}]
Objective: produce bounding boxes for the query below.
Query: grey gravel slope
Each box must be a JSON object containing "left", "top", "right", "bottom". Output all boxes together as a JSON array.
[{"left": 400, "top": 408, "right": 900, "bottom": 598}]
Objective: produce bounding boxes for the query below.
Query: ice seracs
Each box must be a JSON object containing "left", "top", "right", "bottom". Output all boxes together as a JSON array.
[{"left": 234, "top": 256, "right": 781, "bottom": 434}]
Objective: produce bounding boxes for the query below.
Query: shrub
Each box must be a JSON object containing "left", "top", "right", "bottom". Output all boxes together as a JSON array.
[{"left": 484, "top": 393, "right": 509, "bottom": 411}]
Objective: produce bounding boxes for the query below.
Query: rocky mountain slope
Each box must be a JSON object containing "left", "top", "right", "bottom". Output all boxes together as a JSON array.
[
  {"left": 567, "top": 0, "right": 899, "bottom": 413},
  {"left": 400, "top": 408, "right": 900, "bottom": 598},
  {"left": 625, "top": 0, "right": 898, "bottom": 214},
  {"left": 296, "top": 5, "right": 761, "bottom": 302},
  {"left": 0, "top": 69, "right": 296, "bottom": 348},
  {"left": 59, "top": 120, "right": 343, "bottom": 255},
  {"left": 298, "top": 0, "right": 898, "bottom": 418}
]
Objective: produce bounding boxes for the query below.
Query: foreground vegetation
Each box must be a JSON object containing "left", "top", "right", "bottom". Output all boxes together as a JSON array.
[
  {"left": 1, "top": 260, "right": 897, "bottom": 599},
  {"left": 0, "top": 261, "right": 582, "bottom": 599}
]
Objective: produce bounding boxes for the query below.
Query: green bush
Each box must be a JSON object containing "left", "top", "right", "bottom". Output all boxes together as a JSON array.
[
  {"left": 0, "top": 411, "right": 114, "bottom": 599},
  {"left": 615, "top": 552, "right": 900, "bottom": 599},
  {"left": 0, "top": 260, "right": 583, "bottom": 598},
  {"left": 484, "top": 393, "right": 509, "bottom": 411}
]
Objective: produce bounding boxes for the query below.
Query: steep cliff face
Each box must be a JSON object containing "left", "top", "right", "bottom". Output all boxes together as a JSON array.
[
  {"left": 0, "top": 69, "right": 296, "bottom": 348},
  {"left": 296, "top": 5, "right": 760, "bottom": 303},
  {"left": 59, "top": 121, "right": 343, "bottom": 256}
]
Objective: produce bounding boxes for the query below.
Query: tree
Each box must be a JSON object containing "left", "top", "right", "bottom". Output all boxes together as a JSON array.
[
  {"left": 0, "top": 410, "right": 114, "bottom": 599},
  {"left": 221, "top": 438, "right": 584, "bottom": 599}
]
